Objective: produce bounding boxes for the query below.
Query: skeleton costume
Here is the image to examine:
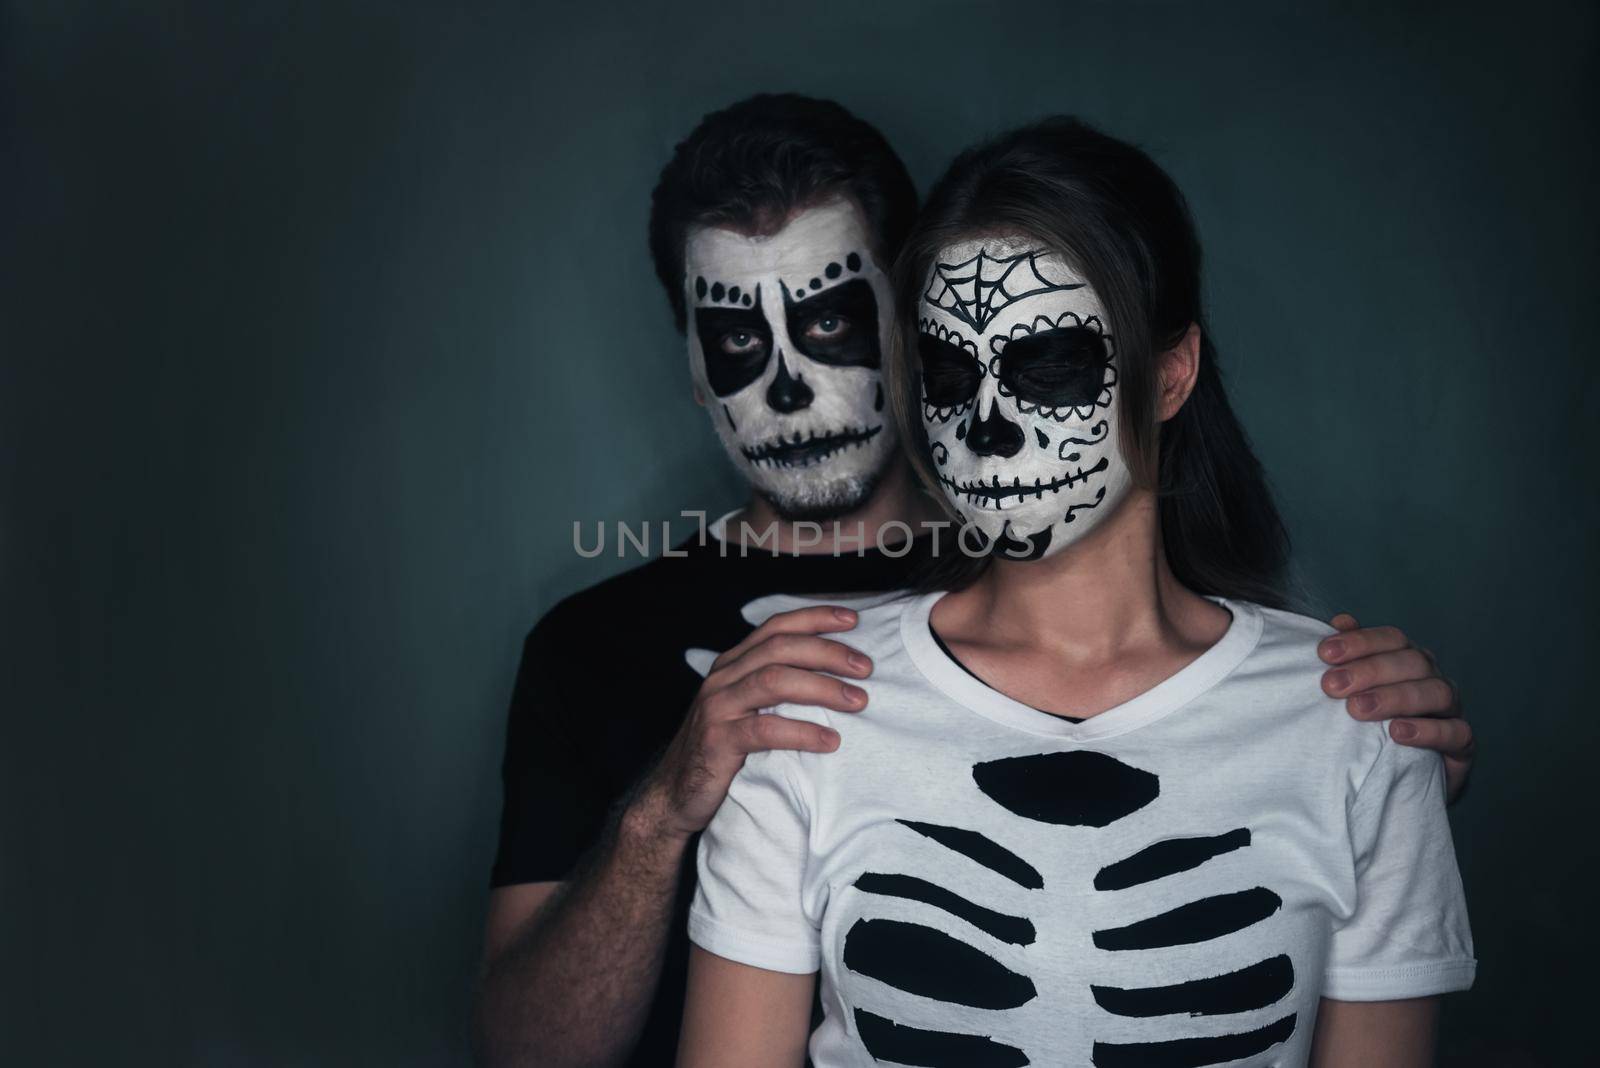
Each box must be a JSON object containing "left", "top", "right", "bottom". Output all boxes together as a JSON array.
[
  {"left": 687, "top": 241, "right": 1474, "bottom": 1065},
  {"left": 690, "top": 593, "right": 1475, "bottom": 1067},
  {"left": 686, "top": 200, "right": 898, "bottom": 519}
]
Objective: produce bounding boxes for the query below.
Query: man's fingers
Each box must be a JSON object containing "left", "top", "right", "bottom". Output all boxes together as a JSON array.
[
  {"left": 719, "top": 663, "right": 868, "bottom": 717},
  {"left": 732, "top": 714, "right": 842, "bottom": 755},
  {"left": 711, "top": 604, "right": 858, "bottom": 671},
  {"left": 1317, "top": 623, "right": 1409, "bottom": 665},
  {"left": 1321, "top": 648, "right": 1435, "bottom": 699},
  {"left": 708, "top": 632, "right": 872, "bottom": 690},
  {"left": 1342, "top": 678, "right": 1459, "bottom": 721},
  {"left": 1329, "top": 613, "right": 1360, "bottom": 632},
  {"left": 1442, "top": 753, "right": 1473, "bottom": 805},
  {"left": 1391, "top": 715, "right": 1475, "bottom": 760}
]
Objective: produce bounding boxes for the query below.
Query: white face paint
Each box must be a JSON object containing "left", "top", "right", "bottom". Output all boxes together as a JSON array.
[
  {"left": 685, "top": 200, "right": 897, "bottom": 519},
  {"left": 918, "top": 235, "right": 1132, "bottom": 559}
]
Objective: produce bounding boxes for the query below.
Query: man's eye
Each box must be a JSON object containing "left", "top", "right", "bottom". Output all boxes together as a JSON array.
[
  {"left": 805, "top": 316, "right": 849, "bottom": 340},
  {"left": 721, "top": 331, "right": 765, "bottom": 355}
]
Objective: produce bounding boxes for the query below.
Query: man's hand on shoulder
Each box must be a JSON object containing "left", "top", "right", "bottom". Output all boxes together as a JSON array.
[
  {"left": 633, "top": 604, "right": 872, "bottom": 839},
  {"left": 1317, "top": 614, "right": 1474, "bottom": 803}
]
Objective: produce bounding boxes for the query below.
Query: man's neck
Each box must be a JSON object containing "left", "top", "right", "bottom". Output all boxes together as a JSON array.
[{"left": 723, "top": 461, "right": 945, "bottom": 554}]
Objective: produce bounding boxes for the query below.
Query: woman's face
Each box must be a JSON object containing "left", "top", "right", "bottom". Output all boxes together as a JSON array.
[{"left": 917, "top": 235, "right": 1131, "bottom": 559}]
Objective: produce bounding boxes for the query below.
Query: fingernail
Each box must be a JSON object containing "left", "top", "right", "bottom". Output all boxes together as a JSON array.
[
  {"left": 821, "top": 728, "right": 840, "bottom": 747},
  {"left": 844, "top": 684, "right": 867, "bottom": 705},
  {"left": 1351, "top": 693, "right": 1377, "bottom": 716},
  {"left": 834, "top": 607, "right": 857, "bottom": 623},
  {"left": 1321, "top": 639, "right": 1346, "bottom": 661},
  {"left": 1392, "top": 720, "right": 1417, "bottom": 741},
  {"left": 848, "top": 652, "right": 871, "bottom": 674},
  {"left": 1326, "top": 669, "right": 1351, "bottom": 694}
]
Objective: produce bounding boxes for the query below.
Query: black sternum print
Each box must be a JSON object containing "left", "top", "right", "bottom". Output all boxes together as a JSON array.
[{"left": 843, "top": 751, "right": 1297, "bottom": 1067}]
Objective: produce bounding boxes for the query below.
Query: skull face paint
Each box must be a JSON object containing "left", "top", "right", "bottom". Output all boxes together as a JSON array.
[
  {"left": 918, "top": 236, "right": 1132, "bottom": 559},
  {"left": 686, "top": 200, "right": 897, "bottom": 519}
]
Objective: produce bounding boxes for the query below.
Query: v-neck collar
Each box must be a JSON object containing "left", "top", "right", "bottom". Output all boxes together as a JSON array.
[{"left": 900, "top": 590, "right": 1263, "bottom": 742}]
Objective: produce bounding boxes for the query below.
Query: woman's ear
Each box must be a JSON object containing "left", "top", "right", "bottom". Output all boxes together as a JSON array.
[{"left": 1155, "top": 323, "right": 1202, "bottom": 422}]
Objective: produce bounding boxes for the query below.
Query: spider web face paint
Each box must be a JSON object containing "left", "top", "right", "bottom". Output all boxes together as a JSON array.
[
  {"left": 918, "top": 236, "right": 1132, "bottom": 558},
  {"left": 685, "top": 201, "right": 897, "bottom": 519}
]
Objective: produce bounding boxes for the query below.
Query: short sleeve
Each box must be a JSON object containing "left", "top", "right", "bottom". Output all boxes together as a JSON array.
[
  {"left": 489, "top": 613, "right": 610, "bottom": 887},
  {"left": 1322, "top": 734, "right": 1476, "bottom": 999},
  {"left": 688, "top": 744, "right": 820, "bottom": 974}
]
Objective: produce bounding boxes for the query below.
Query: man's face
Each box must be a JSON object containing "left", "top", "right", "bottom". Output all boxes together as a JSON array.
[
  {"left": 917, "top": 235, "right": 1132, "bottom": 560},
  {"left": 684, "top": 200, "right": 897, "bottom": 519}
]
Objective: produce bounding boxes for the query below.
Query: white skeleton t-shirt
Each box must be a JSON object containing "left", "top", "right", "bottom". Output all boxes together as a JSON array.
[{"left": 689, "top": 592, "right": 1474, "bottom": 1067}]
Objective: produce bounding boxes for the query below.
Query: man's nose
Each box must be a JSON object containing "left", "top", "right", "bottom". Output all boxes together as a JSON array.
[{"left": 766, "top": 351, "right": 814, "bottom": 414}]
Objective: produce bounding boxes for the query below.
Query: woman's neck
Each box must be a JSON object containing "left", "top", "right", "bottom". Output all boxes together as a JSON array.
[{"left": 944, "top": 489, "right": 1228, "bottom": 668}]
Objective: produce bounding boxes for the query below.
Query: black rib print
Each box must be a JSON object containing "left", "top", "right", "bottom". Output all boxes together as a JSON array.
[
  {"left": 843, "top": 918, "right": 1037, "bottom": 1009},
  {"left": 854, "top": 1008, "right": 1028, "bottom": 1068},
  {"left": 1093, "top": 887, "right": 1283, "bottom": 950},
  {"left": 972, "top": 750, "right": 1159, "bottom": 826},
  {"left": 1094, "top": 828, "right": 1252, "bottom": 891},
  {"left": 1092, "top": 1013, "right": 1297, "bottom": 1068},
  {"left": 854, "top": 873, "right": 1036, "bottom": 945},
  {"left": 1091, "top": 955, "right": 1295, "bottom": 1017},
  {"left": 842, "top": 752, "right": 1296, "bottom": 1066},
  {"left": 896, "top": 819, "right": 1044, "bottom": 888}
]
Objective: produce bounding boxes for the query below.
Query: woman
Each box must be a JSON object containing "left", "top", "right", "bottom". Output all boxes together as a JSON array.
[{"left": 677, "top": 118, "right": 1473, "bottom": 1067}]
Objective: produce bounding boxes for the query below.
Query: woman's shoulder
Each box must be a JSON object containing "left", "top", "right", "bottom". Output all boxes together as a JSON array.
[
  {"left": 1220, "top": 599, "right": 1339, "bottom": 676},
  {"left": 1218, "top": 599, "right": 1389, "bottom": 761}
]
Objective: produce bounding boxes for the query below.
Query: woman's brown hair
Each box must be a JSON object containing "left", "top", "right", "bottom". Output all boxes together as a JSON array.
[{"left": 887, "top": 117, "right": 1291, "bottom": 606}]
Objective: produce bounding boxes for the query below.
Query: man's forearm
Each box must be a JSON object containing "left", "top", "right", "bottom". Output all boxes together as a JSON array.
[{"left": 475, "top": 789, "right": 689, "bottom": 1067}]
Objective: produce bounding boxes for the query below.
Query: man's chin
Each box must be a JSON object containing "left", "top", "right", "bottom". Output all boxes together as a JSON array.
[
  {"left": 753, "top": 470, "right": 873, "bottom": 522},
  {"left": 749, "top": 464, "right": 886, "bottom": 523},
  {"left": 719, "top": 432, "right": 895, "bottom": 523}
]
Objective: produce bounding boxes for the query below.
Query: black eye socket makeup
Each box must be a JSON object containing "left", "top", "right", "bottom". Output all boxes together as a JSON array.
[
  {"left": 919, "top": 331, "right": 983, "bottom": 407},
  {"left": 695, "top": 305, "right": 774, "bottom": 397},
  {"left": 999, "top": 326, "right": 1108, "bottom": 407},
  {"left": 784, "top": 278, "right": 881, "bottom": 368}
]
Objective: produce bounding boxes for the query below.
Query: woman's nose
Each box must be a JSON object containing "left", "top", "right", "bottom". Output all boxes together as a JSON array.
[{"left": 964, "top": 401, "right": 1024, "bottom": 457}]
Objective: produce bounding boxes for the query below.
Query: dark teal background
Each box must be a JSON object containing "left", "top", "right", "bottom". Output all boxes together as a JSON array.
[{"left": 4, "top": 1, "right": 1595, "bottom": 1063}]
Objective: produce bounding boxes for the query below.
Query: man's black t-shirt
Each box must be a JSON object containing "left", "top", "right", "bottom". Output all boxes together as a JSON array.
[{"left": 491, "top": 519, "right": 933, "bottom": 1065}]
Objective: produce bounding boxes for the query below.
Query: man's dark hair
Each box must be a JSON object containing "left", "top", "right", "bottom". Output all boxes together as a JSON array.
[{"left": 648, "top": 93, "right": 917, "bottom": 334}]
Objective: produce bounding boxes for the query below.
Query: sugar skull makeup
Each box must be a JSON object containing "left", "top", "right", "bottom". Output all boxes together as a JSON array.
[
  {"left": 918, "top": 235, "right": 1132, "bottom": 559},
  {"left": 685, "top": 200, "right": 897, "bottom": 519}
]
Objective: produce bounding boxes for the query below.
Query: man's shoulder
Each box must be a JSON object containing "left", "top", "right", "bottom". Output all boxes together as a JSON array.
[{"left": 526, "top": 539, "right": 720, "bottom": 640}]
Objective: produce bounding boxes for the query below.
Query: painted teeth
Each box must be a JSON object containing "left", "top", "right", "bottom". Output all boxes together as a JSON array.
[
  {"left": 740, "top": 424, "right": 883, "bottom": 468},
  {"left": 938, "top": 458, "right": 1110, "bottom": 503}
]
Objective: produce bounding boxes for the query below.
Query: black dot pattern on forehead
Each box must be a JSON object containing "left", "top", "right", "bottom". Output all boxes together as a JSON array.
[
  {"left": 846, "top": 252, "right": 862, "bottom": 272},
  {"left": 825, "top": 262, "right": 842, "bottom": 279},
  {"left": 809, "top": 277, "right": 822, "bottom": 290},
  {"left": 695, "top": 279, "right": 759, "bottom": 306}
]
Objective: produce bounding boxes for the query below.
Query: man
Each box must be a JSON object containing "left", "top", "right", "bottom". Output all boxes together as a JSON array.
[{"left": 473, "top": 95, "right": 1473, "bottom": 1067}]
